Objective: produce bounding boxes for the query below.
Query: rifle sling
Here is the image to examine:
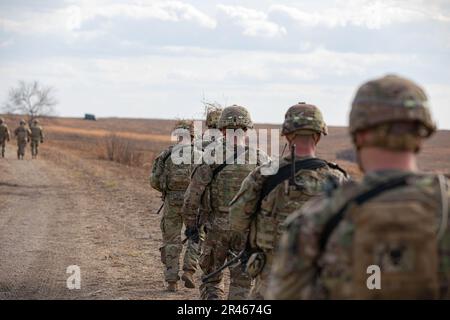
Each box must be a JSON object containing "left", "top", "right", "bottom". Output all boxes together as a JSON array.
[{"left": 256, "top": 158, "right": 329, "bottom": 211}]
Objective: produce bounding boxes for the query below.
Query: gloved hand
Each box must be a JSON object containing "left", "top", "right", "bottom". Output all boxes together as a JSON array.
[
  {"left": 230, "top": 231, "right": 244, "bottom": 252},
  {"left": 185, "top": 226, "right": 200, "bottom": 243}
]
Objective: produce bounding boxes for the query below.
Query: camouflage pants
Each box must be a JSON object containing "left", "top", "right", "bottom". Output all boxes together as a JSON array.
[
  {"left": 199, "top": 228, "right": 252, "bottom": 300},
  {"left": 1, "top": 140, "right": 5, "bottom": 157},
  {"left": 17, "top": 140, "right": 27, "bottom": 157},
  {"left": 160, "top": 196, "right": 200, "bottom": 282},
  {"left": 31, "top": 140, "right": 40, "bottom": 156}
]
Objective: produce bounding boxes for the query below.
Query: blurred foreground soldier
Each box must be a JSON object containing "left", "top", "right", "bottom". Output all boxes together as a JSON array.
[
  {"left": 30, "top": 119, "right": 44, "bottom": 159},
  {"left": 269, "top": 74, "right": 450, "bottom": 300},
  {"left": 229, "top": 103, "right": 348, "bottom": 299},
  {"left": 0, "top": 118, "right": 10, "bottom": 158},
  {"left": 150, "top": 120, "right": 201, "bottom": 292},
  {"left": 183, "top": 105, "right": 268, "bottom": 300},
  {"left": 14, "top": 120, "right": 31, "bottom": 160}
]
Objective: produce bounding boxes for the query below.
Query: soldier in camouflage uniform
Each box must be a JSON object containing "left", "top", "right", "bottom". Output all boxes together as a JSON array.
[
  {"left": 150, "top": 120, "right": 201, "bottom": 292},
  {"left": 14, "top": 120, "right": 31, "bottom": 160},
  {"left": 182, "top": 105, "right": 269, "bottom": 300},
  {"left": 269, "top": 74, "right": 450, "bottom": 300},
  {"left": 229, "top": 103, "right": 348, "bottom": 299},
  {"left": 0, "top": 118, "right": 10, "bottom": 158},
  {"left": 30, "top": 119, "right": 44, "bottom": 159}
]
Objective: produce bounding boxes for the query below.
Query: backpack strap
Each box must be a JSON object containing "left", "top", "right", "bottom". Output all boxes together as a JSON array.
[
  {"left": 161, "top": 146, "right": 173, "bottom": 164},
  {"left": 256, "top": 158, "right": 330, "bottom": 212},
  {"left": 325, "top": 161, "right": 349, "bottom": 179},
  {"left": 318, "top": 175, "right": 411, "bottom": 253}
]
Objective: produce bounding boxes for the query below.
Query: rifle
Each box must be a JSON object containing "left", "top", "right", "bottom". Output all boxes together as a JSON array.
[
  {"left": 202, "top": 250, "right": 246, "bottom": 282},
  {"left": 155, "top": 202, "right": 164, "bottom": 215}
]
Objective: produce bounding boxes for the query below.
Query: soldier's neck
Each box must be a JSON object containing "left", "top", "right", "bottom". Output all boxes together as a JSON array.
[
  {"left": 290, "top": 143, "right": 316, "bottom": 159},
  {"left": 359, "top": 147, "right": 418, "bottom": 173}
]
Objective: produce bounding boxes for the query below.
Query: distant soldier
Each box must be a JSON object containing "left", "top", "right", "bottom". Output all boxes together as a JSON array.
[
  {"left": 229, "top": 103, "right": 348, "bottom": 299},
  {"left": 0, "top": 118, "right": 10, "bottom": 158},
  {"left": 150, "top": 120, "right": 201, "bottom": 292},
  {"left": 30, "top": 119, "right": 44, "bottom": 159},
  {"left": 183, "top": 105, "right": 269, "bottom": 300},
  {"left": 14, "top": 120, "right": 31, "bottom": 160},
  {"left": 269, "top": 74, "right": 450, "bottom": 300}
]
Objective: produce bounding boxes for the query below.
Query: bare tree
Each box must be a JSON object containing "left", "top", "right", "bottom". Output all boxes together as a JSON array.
[{"left": 3, "top": 80, "right": 57, "bottom": 122}]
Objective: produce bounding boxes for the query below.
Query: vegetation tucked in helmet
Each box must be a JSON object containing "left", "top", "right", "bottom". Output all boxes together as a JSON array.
[
  {"left": 205, "top": 106, "right": 223, "bottom": 129},
  {"left": 281, "top": 102, "right": 328, "bottom": 137},
  {"left": 19, "top": 119, "right": 26, "bottom": 125},
  {"left": 218, "top": 105, "right": 253, "bottom": 130},
  {"left": 174, "top": 119, "right": 194, "bottom": 137},
  {"left": 350, "top": 74, "right": 436, "bottom": 152}
]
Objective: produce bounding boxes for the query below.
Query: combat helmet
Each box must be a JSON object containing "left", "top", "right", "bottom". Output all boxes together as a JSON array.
[
  {"left": 19, "top": 119, "right": 26, "bottom": 125},
  {"left": 218, "top": 105, "right": 253, "bottom": 130},
  {"left": 174, "top": 119, "right": 194, "bottom": 137},
  {"left": 282, "top": 102, "right": 328, "bottom": 136},
  {"left": 350, "top": 74, "right": 436, "bottom": 152},
  {"left": 205, "top": 106, "right": 223, "bottom": 129},
  {"left": 0, "top": 117, "right": 4, "bottom": 124},
  {"left": 32, "top": 119, "right": 39, "bottom": 125}
]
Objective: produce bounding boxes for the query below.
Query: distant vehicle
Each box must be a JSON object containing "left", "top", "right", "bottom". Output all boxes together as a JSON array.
[{"left": 84, "top": 114, "right": 96, "bottom": 121}]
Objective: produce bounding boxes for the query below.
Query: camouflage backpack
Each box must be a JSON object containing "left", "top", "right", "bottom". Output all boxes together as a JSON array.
[
  {"left": 30, "top": 126, "right": 42, "bottom": 140},
  {"left": 16, "top": 126, "right": 28, "bottom": 142},
  {"left": 319, "top": 174, "right": 448, "bottom": 299}
]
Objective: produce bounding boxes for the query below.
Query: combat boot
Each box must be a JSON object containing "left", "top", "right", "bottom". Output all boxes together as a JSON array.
[
  {"left": 181, "top": 272, "right": 196, "bottom": 289},
  {"left": 167, "top": 281, "right": 178, "bottom": 292}
]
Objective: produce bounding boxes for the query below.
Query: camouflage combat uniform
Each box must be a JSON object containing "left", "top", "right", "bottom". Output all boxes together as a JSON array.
[
  {"left": 229, "top": 103, "right": 348, "bottom": 299},
  {"left": 183, "top": 105, "right": 269, "bottom": 300},
  {"left": 269, "top": 75, "right": 450, "bottom": 300},
  {"left": 0, "top": 118, "right": 10, "bottom": 158},
  {"left": 14, "top": 120, "right": 31, "bottom": 160},
  {"left": 150, "top": 121, "right": 201, "bottom": 291},
  {"left": 30, "top": 120, "right": 44, "bottom": 159}
]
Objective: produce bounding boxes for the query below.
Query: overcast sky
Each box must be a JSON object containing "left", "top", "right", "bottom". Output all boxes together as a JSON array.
[{"left": 1, "top": 0, "right": 449, "bottom": 128}]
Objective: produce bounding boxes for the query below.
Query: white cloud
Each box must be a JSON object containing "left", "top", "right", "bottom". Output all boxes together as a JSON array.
[
  {"left": 269, "top": 0, "right": 449, "bottom": 29},
  {"left": 0, "top": 1, "right": 217, "bottom": 36},
  {"left": 217, "top": 5, "right": 286, "bottom": 38}
]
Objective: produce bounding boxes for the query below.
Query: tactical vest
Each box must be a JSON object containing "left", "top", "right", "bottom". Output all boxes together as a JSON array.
[
  {"left": 256, "top": 164, "right": 339, "bottom": 252},
  {"left": 209, "top": 151, "right": 260, "bottom": 230},
  {"left": 16, "top": 127, "right": 28, "bottom": 142},
  {"left": 30, "top": 126, "right": 42, "bottom": 140}
]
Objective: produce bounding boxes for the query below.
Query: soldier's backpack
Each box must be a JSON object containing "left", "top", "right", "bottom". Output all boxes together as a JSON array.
[
  {"left": 30, "top": 126, "right": 42, "bottom": 140},
  {"left": 16, "top": 127, "right": 28, "bottom": 142},
  {"left": 319, "top": 174, "right": 449, "bottom": 299}
]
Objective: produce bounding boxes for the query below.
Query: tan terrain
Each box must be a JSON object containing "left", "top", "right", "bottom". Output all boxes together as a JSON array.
[
  {"left": 0, "top": 143, "right": 199, "bottom": 300},
  {"left": 0, "top": 115, "right": 448, "bottom": 300}
]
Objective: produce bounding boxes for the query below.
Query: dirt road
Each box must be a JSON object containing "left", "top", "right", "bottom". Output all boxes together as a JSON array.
[{"left": 0, "top": 145, "right": 200, "bottom": 300}]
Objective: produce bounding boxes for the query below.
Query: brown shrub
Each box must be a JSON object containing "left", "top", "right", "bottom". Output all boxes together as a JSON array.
[{"left": 98, "top": 134, "right": 144, "bottom": 167}]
